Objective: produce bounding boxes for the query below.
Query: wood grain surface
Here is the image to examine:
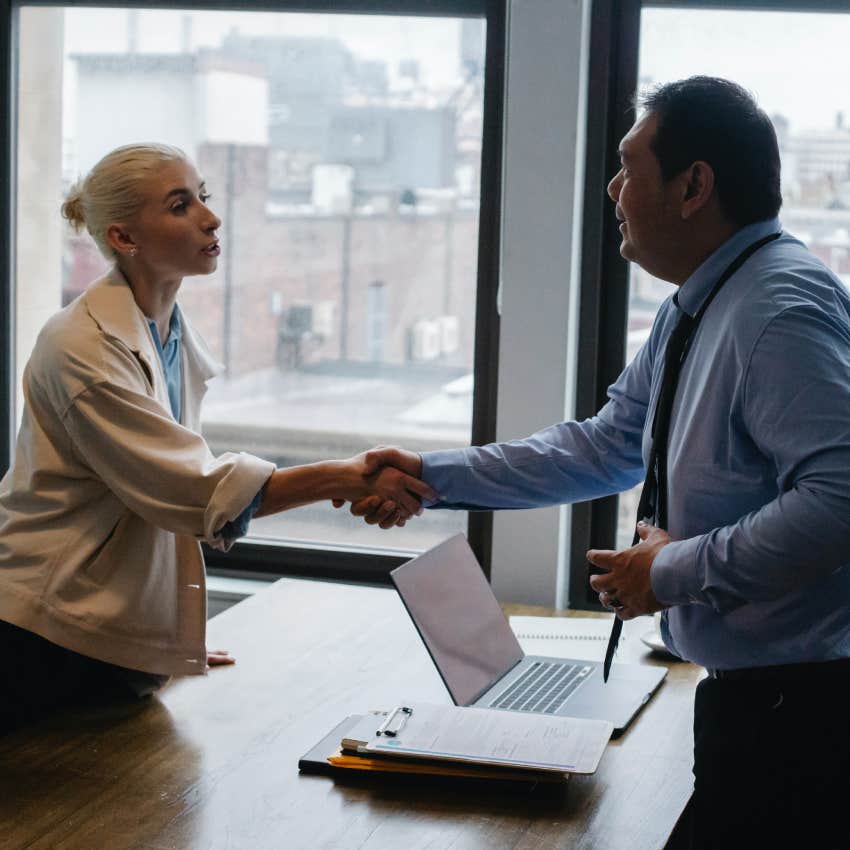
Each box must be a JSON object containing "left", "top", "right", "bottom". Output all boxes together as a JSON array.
[{"left": 0, "top": 579, "right": 701, "bottom": 850}]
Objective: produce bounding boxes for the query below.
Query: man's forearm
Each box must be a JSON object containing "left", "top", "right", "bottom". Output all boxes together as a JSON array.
[{"left": 652, "top": 486, "right": 850, "bottom": 613}]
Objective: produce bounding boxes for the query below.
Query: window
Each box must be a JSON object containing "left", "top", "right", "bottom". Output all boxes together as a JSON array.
[
  {"left": 7, "top": 1, "right": 503, "bottom": 580},
  {"left": 572, "top": 0, "right": 850, "bottom": 604}
]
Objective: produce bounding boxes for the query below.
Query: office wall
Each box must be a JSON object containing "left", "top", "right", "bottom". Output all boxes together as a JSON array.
[
  {"left": 16, "top": 9, "right": 64, "bottom": 426},
  {"left": 490, "top": 0, "right": 589, "bottom": 607}
]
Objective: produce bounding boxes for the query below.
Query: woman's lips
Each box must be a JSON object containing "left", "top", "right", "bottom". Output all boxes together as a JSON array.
[{"left": 202, "top": 242, "right": 220, "bottom": 256}]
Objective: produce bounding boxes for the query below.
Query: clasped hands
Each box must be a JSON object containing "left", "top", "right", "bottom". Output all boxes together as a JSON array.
[{"left": 334, "top": 446, "right": 434, "bottom": 528}]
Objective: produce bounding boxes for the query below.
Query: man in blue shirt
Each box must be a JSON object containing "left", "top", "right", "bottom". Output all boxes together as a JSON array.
[{"left": 351, "top": 77, "right": 850, "bottom": 847}]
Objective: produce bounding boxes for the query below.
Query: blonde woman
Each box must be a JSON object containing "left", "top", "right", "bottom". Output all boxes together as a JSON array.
[{"left": 0, "top": 143, "right": 433, "bottom": 729}]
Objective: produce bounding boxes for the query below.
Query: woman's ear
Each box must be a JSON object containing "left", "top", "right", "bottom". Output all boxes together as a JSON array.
[{"left": 106, "top": 223, "right": 137, "bottom": 257}]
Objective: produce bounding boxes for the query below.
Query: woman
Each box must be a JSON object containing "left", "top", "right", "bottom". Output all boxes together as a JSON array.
[{"left": 0, "top": 143, "right": 432, "bottom": 729}]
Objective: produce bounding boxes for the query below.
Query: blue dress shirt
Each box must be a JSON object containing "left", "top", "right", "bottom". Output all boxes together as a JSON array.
[
  {"left": 146, "top": 309, "right": 262, "bottom": 541},
  {"left": 421, "top": 217, "right": 850, "bottom": 670}
]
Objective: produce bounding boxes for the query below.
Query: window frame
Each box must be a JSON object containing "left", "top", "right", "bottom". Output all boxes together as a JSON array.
[
  {"left": 1, "top": 0, "right": 505, "bottom": 583},
  {"left": 570, "top": 0, "right": 849, "bottom": 609}
]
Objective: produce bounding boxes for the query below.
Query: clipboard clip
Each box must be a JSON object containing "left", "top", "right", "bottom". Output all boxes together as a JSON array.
[{"left": 376, "top": 706, "right": 412, "bottom": 737}]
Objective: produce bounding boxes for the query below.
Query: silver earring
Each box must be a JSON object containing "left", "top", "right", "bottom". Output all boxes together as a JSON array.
[{"left": 129, "top": 247, "right": 138, "bottom": 257}]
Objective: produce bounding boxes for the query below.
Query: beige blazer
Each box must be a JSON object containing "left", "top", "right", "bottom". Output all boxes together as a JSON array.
[{"left": 0, "top": 269, "right": 274, "bottom": 676}]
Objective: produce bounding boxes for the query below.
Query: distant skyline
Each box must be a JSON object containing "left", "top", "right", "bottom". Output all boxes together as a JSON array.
[
  {"left": 641, "top": 8, "right": 850, "bottom": 133},
  {"left": 64, "top": 8, "right": 469, "bottom": 91},
  {"left": 59, "top": 6, "right": 850, "bottom": 133}
]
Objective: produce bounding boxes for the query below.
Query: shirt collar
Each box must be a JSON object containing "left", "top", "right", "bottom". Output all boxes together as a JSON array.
[
  {"left": 676, "top": 217, "right": 782, "bottom": 317},
  {"left": 146, "top": 305, "right": 183, "bottom": 348}
]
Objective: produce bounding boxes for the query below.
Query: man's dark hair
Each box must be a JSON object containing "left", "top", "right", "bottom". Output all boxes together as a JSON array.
[{"left": 640, "top": 76, "right": 782, "bottom": 227}]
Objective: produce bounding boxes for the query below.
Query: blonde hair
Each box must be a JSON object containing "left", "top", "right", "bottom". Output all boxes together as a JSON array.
[{"left": 61, "top": 143, "right": 187, "bottom": 259}]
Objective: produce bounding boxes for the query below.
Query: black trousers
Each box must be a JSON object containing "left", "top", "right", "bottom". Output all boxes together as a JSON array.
[
  {"left": 670, "top": 670, "right": 850, "bottom": 850},
  {"left": 0, "top": 619, "right": 145, "bottom": 733}
]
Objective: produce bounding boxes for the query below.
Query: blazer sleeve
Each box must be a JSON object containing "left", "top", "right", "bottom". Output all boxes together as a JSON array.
[{"left": 62, "top": 378, "right": 275, "bottom": 550}]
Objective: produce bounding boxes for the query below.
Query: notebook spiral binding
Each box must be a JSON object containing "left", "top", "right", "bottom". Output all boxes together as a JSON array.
[{"left": 514, "top": 632, "right": 625, "bottom": 641}]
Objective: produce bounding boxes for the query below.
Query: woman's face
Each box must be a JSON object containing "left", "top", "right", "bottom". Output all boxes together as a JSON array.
[{"left": 123, "top": 158, "right": 221, "bottom": 279}]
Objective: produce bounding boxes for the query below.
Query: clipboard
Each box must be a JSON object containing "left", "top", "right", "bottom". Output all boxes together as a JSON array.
[
  {"left": 298, "top": 714, "right": 567, "bottom": 790},
  {"left": 340, "top": 702, "right": 613, "bottom": 775}
]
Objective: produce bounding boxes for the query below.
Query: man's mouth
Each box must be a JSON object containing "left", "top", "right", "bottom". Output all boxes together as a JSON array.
[{"left": 202, "top": 241, "right": 220, "bottom": 257}]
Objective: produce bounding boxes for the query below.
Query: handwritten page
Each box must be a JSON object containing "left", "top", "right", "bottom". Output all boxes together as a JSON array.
[{"left": 362, "top": 702, "right": 613, "bottom": 775}]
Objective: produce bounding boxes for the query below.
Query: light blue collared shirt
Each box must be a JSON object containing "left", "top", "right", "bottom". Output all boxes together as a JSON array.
[
  {"left": 421, "top": 217, "right": 850, "bottom": 670},
  {"left": 146, "top": 309, "right": 262, "bottom": 541}
]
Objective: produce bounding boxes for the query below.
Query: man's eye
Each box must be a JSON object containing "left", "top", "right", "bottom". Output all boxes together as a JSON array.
[{"left": 171, "top": 202, "right": 186, "bottom": 213}]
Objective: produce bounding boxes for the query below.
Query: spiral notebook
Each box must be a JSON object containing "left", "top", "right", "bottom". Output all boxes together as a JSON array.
[{"left": 509, "top": 616, "right": 623, "bottom": 663}]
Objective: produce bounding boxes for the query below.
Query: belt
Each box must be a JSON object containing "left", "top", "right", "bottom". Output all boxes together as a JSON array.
[{"left": 707, "top": 658, "right": 850, "bottom": 682}]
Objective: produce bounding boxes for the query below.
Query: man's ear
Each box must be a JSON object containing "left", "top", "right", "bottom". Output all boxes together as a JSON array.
[
  {"left": 106, "top": 223, "right": 137, "bottom": 257},
  {"left": 680, "top": 161, "right": 715, "bottom": 220}
]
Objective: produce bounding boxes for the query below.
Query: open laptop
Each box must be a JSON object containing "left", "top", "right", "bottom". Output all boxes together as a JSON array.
[{"left": 390, "top": 533, "right": 666, "bottom": 735}]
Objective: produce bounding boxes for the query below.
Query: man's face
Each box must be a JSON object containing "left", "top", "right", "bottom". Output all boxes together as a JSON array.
[{"left": 607, "top": 112, "right": 681, "bottom": 280}]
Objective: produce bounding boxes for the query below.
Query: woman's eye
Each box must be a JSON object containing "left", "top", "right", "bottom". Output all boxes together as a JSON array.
[{"left": 200, "top": 193, "right": 211, "bottom": 203}]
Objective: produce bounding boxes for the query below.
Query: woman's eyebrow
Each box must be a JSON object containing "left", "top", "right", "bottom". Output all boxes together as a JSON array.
[
  {"left": 163, "top": 187, "right": 190, "bottom": 203},
  {"left": 162, "top": 183, "right": 205, "bottom": 204}
]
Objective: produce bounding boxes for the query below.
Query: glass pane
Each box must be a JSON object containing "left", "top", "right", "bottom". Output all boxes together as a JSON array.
[
  {"left": 17, "top": 7, "right": 486, "bottom": 554},
  {"left": 616, "top": 7, "right": 850, "bottom": 549}
]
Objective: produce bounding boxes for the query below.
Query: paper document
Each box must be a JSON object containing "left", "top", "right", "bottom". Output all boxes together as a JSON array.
[{"left": 345, "top": 702, "right": 612, "bottom": 775}]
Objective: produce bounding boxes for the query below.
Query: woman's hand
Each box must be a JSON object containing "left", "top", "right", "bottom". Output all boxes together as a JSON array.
[{"left": 206, "top": 648, "right": 235, "bottom": 669}]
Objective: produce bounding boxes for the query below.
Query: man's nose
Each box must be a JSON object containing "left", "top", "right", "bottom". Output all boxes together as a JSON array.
[{"left": 607, "top": 170, "right": 622, "bottom": 202}]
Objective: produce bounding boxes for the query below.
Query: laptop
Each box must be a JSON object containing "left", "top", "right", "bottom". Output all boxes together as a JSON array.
[{"left": 390, "top": 533, "right": 666, "bottom": 735}]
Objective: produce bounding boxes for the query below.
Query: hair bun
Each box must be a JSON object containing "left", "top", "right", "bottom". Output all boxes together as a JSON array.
[{"left": 61, "top": 183, "right": 86, "bottom": 232}]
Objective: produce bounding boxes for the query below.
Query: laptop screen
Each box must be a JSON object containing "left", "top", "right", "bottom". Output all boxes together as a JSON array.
[{"left": 390, "top": 533, "right": 525, "bottom": 706}]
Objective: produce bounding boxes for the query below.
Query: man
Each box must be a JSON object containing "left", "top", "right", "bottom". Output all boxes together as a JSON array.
[{"left": 348, "top": 76, "right": 850, "bottom": 847}]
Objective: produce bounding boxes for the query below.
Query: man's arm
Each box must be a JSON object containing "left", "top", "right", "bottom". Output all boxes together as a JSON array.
[
  {"left": 648, "top": 304, "right": 850, "bottom": 613},
  {"left": 343, "top": 331, "right": 662, "bottom": 526}
]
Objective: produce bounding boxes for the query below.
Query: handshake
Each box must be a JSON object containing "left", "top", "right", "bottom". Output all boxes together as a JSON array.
[{"left": 332, "top": 446, "right": 437, "bottom": 529}]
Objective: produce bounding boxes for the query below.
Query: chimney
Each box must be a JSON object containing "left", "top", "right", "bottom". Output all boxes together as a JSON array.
[
  {"left": 181, "top": 14, "right": 193, "bottom": 54},
  {"left": 127, "top": 9, "right": 139, "bottom": 54}
]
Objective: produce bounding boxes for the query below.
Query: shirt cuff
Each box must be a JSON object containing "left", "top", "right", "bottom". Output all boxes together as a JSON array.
[
  {"left": 217, "top": 484, "right": 265, "bottom": 543},
  {"left": 420, "top": 448, "right": 480, "bottom": 510},
  {"left": 650, "top": 535, "right": 705, "bottom": 606}
]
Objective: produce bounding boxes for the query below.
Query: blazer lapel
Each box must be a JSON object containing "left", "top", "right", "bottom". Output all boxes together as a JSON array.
[{"left": 83, "top": 268, "right": 172, "bottom": 413}]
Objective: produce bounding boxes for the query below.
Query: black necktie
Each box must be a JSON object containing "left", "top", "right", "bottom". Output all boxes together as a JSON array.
[{"left": 601, "top": 231, "right": 782, "bottom": 682}]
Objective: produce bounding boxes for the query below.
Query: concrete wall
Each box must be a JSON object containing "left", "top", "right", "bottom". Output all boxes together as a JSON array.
[{"left": 16, "top": 8, "right": 65, "bottom": 422}]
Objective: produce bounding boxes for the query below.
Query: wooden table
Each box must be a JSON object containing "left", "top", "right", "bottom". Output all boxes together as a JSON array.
[{"left": 0, "top": 579, "right": 702, "bottom": 850}]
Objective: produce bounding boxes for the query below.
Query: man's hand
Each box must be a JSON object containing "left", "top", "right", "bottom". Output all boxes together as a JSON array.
[
  {"left": 587, "top": 521, "right": 671, "bottom": 619},
  {"left": 332, "top": 446, "right": 430, "bottom": 529}
]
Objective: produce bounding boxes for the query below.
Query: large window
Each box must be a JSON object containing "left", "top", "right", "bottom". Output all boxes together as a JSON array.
[{"left": 10, "top": 2, "right": 502, "bottom": 579}]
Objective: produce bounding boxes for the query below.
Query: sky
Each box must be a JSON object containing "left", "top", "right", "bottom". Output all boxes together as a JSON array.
[{"left": 640, "top": 8, "right": 850, "bottom": 133}]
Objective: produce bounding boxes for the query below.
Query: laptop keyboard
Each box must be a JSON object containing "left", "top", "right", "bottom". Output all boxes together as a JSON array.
[{"left": 490, "top": 661, "right": 594, "bottom": 714}]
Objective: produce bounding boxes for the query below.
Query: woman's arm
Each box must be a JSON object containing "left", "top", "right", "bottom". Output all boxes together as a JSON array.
[{"left": 256, "top": 453, "right": 436, "bottom": 520}]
